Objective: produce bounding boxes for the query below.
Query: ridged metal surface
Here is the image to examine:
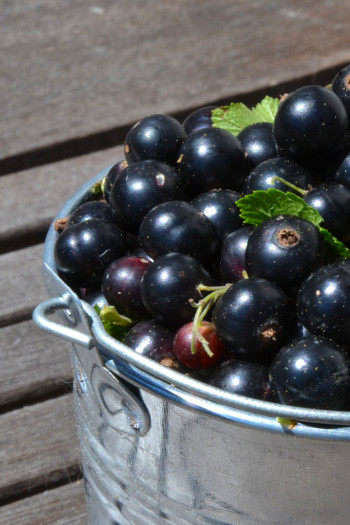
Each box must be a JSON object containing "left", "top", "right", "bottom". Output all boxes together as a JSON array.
[{"left": 71, "top": 344, "right": 350, "bottom": 524}]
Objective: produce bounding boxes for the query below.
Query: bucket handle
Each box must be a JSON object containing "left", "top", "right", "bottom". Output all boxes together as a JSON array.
[{"left": 33, "top": 295, "right": 95, "bottom": 349}]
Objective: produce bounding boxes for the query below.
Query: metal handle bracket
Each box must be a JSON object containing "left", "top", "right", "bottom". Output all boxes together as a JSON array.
[{"left": 33, "top": 294, "right": 95, "bottom": 349}]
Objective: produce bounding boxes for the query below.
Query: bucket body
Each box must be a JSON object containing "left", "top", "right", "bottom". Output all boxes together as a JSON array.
[
  {"left": 33, "top": 169, "right": 350, "bottom": 525},
  {"left": 71, "top": 341, "right": 350, "bottom": 525}
]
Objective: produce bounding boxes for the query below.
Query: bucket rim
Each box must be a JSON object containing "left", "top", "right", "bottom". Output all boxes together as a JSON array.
[{"left": 40, "top": 166, "right": 350, "bottom": 432}]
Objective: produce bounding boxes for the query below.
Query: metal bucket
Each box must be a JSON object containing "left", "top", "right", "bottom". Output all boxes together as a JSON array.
[{"left": 33, "top": 168, "right": 350, "bottom": 525}]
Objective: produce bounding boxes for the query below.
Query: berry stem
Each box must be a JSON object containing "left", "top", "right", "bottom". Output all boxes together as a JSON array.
[
  {"left": 191, "top": 283, "right": 231, "bottom": 356},
  {"left": 271, "top": 176, "right": 308, "bottom": 196}
]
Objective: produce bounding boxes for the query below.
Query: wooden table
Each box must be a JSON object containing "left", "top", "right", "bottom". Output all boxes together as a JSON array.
[{"left": 1, "top": 1, "right": 350, "bottom": 523}]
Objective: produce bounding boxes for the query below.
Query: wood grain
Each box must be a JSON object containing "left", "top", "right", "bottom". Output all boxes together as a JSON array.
[
  {"left": 0, "top": 145, "right": 124, "bottom": 248},
  {"left": 0, "top": 394, "right": 81, "bottom": 503},
  {"left": 0, "top": 243, "right": 47, "bottom": 326},
  {"left": 0, "top": 480, "right": 87, "bottom": 525},
  {"left": 0, "top": 319, "right": 73, "bottom": 408},
  {"left": 2, "top": 0, "right": 350, "bottom": 164}
]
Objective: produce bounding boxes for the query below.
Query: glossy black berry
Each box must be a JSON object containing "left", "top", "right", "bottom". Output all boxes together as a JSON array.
[
  {"left": 212, "top": 278, "right": 291, "bottom": 354},
  {"left": 138, "top": 200, "right": 219, "bottom": 267},
  {"left": 327, "top": 151, "right": 350, "bottom": 189},
  {"left": 208, "top": 359, "right": 272, "bottom": 401},
  {"left": 124, "top": 319, "right": 175, "bottom": 362},
  {"left": 140, "top": 253, "right": 213, "bottom": 330},
  {"left": 245, "top": 215, "right": 324, "bottom": 294},
  {"left": 124, "top": 114, "right": 186, "bottom": 165},
  {"left": 103, "top": 160, "right": 127, "bottom": 202},
  {"left": 102, "top": 256, "right": 152, "bottom": 320},
  {"left": 109, "top": 159, "right": 188, "bottom": 234},
  {"left": 54, "top": 219, "right": 127, "bottom": 288},
  {"left": 303, "top": 182, "right": 350, "bottom": 240},
  {"left": 270, "top": 336, "right": 350, "bottom": 410},
  {"left": 182, "top": 106, "right": 217, "bottom": 135},
  {"left": 331, "top": 64, "right": 350, "bottom": 122},
  {"left": 297, "top": 260, "right": 350, "bottom": 345},
  {"left": 243, "top": 157, "right": 313, "bottom": 195},
  {"left": 66, "top": 201, "right": 119, "bottom": 227},
  {"left": 273, "top": 85, "right": 349, "bottom": 172},
  {"left": 219, "top": 225, "right": 253, "bottom": 284},
  {"left": 177, "top": 127, "right": 250, "bottom": 196},
  {"left": 237, "top": 122, "right": 278, "bottom": 167},
  {"left": 191, "top": 189, "right": 243, "bottom": 241}
]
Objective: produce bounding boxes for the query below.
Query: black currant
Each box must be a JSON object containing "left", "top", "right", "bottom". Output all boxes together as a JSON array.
[
  {"left": 212, "top": 278, "right": 291, "bottom": 354},
  {"left": 54, "top": 219, "right": 127, "bottom": 288},
  {"left": 191, "top": 189, "right": 243, "bottom": 241},
  {"left": 103, "top": 160, "right": 127, "bottom": 202},
  {"left": 140, "top": 253, "right": 213, "bottom": 330},
  {"left": 182, "top": 106, "right": 217, "bottom": 135},
  {"left": 102, "top": 256, "right": 152, "bottom": 321},
  {"left": 124, "top": 319, "right": 175, "bottom": 362},
  {"left": 270, "top": 336, "right": 350, "bottom": 410},
  {"left": 331, "top": 64, "right": 350, "bottom": 122},
  {"left": 245, "top": 215, "right": 324, "bottom": 294},
  {"left": 243, "top": 157, "right": 313, "bottom": 195},
  {"left": 124, "top": 114, "right": 186, "bottom": 165},
  {"left": 208, "top": 359, "right": 272, "bottom": 401},
  {"left": 219, "top": 225, "right": 253, "bottom": 284},
  {"left": 297, "top": 259, "right": 350, "bottom": 345},
  {"left": 238, "top": 122, "right": 278, "bottom": 167},
  {"left": 138, "top": 200, "right": 219, "bottom": 267},
  {"left": 66, "top": 201, "right": 119, "bottom": 227},
  {"left": 177, "top": 127, "right": 250, "bottom": 196},
  {"left": 327, "top": 150, "right": 350, "bottom": 189},
  {"left": 273, "top": 85, "right": 349, "bottom": 172},
  {"left": 109, "top": 159, "right": 188, "bottom": 234},
  {"left": 303, "top": 182, "right": 350, "bottom": 240}
]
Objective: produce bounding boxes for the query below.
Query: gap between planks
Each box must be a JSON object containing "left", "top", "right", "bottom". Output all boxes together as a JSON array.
[
  {"left": 2, "top": 0, "right": 350, "bottom": 167},
  {"left": 1, "top": 61, "right": 349, "bottom": 177},
  {"left": 0, "top": 319, "right": 73, "bottom": 410},
  {"left": 0, "top": 479, "right": 87, "bottom": 525},
  {"left": 0, "top": 145, "right": 124, "bottom": 255},
  {"left": 0, "top": 394, "right": 81, "bottom": 506}
]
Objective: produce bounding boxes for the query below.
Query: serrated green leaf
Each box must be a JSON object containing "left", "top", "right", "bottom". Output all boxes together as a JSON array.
[
  {"left": 251, "top": 96, "right": 280, "bottom": 123},
  {"left": 236, "top": 189, "right": 324, "bottom": 227},
  {"left": 211, "top": 103, "right": 256, "bottom": 135},
  {"left": 236, "top": 189, "right": 350, "bottom": 261},
  {"left": 211, "top": 96, "right": 280, "bottom": 136},
  {"left": 319, "top": 227, "right": 350, "bottom": 259}
]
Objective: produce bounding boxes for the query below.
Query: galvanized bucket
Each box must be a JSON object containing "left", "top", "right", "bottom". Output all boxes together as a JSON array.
[{"left": 33, "top": 168, "right": 350, "bottom": 525}]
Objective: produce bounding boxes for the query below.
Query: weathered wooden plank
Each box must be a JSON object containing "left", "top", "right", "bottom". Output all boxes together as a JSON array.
[
  {"left": 0, "top": 319, "right": 73, "bottom": 408},
  {"left": 0, "top": 145, "right": 124, "bottom": 248},
  {"left": 0, "top": 480, "right": 87, "bottom": 525},
  {"left": 0, "top": 394, "right": 81, "bottom": 503},
  {"left": 2, "top": 0, "right": 350, "bottom": 165},
  {"left": 0, "top": 243, "right": 47, "bottom": 326}
]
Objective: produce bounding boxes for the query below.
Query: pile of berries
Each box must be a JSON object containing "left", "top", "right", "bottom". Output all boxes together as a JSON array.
[{"left": 54, "top": 64, "right": 350, "bottom": 413}]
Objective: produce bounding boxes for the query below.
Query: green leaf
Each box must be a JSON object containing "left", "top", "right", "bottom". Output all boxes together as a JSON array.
[
  {"left": 276, "top": 417, "right": 298, "bottom": 429},
  {"left": 94, "top": 305, "right": 133, "bottom": 341},
  {"left": 211, "top": 96, "right": 279, "bottom": 136},
  {"left": 91, "top": 181, "right": 103, "bottom": 197},
  {"left": 100, "top": 305, "right": 133, "bottom": 326},
  {"left": 211, "top": 103, "right": 256, "bottom": 135},
  {"left": 319, "top": 227, "right": 350, "bottom": 259},
  {"left": 236, "top": 189, "right": 324, "bottom": 227},
  {"left": 251, "top": 96, "right": 280, "bottom": 123},
  {"left": 236, "top": 189, "right": 350, "bottom": 260}
]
